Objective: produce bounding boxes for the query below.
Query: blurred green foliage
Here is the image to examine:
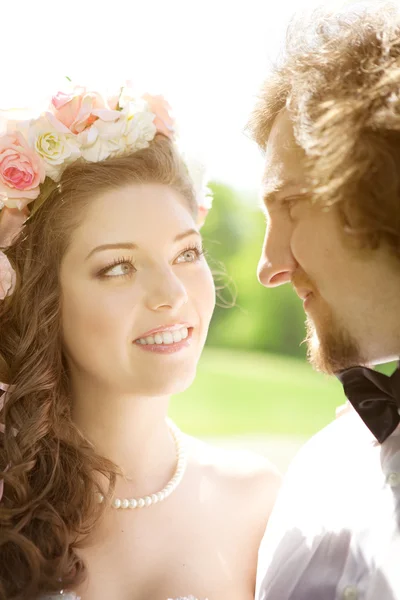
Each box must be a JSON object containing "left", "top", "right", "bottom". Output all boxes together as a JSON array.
[
  {"left": 171, "top": 347, "right": 342, "bottom": 437},
  {"left": 202, "top": 182, "right": 307, "bottom": 357},
  {"left": 180, "top": 183, "right": 397, "bottom": 438}
]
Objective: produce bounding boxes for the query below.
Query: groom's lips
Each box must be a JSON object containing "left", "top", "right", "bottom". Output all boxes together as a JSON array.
[
  {"left": 293, "top": 287, "right": 314, "bottom": 311},
  {"left": 293, "top": 287, "right": 313, "bottom": 301},
  {"left": 303, "top": 293, "right": 313, "bottom": 310}
]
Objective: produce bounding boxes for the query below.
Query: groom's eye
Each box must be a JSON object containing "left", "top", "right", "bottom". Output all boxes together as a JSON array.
[{"left": 281, "top": 197, "right": 297, "bottom": 213}]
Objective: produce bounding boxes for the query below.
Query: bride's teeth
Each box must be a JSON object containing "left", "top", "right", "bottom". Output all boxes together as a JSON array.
[
  {"left": 162, "top": 332, "right": 174, "bottom": 344},
  {"left": 136, "top": 327, "right": 190, "bottom": 345},
  {"left": 172, "top": 330, "right": 183, "bottom": 343}
]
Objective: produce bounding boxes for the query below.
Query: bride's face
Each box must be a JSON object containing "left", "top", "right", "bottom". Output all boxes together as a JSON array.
[{"left": 60, "top": 183, "right": 215, "bottom": 397}]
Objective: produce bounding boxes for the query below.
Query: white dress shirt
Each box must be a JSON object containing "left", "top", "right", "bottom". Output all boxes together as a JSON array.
[{"left": 256, "top": 405, "right": 400, "bottom": 600}]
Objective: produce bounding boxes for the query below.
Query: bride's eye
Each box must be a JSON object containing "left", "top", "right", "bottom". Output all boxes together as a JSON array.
[
  {"left": 175, "top": 244, "right": 205, "bottom": 264},
  {"left": 98, "top": 257, "right": 136, "bottom": 278}
]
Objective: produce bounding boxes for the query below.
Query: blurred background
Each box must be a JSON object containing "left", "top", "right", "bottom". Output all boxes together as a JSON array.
[
  {"left": 170, "top": 184, "right": 343, "bottom": 472},
  {"left": 3, "top": 0, "right": 360, "bottom": 471}
]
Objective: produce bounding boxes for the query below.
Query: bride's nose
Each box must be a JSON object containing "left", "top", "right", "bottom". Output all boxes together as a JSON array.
[{"left": 144, "top": 267, "right": 189, "bottom": 312}]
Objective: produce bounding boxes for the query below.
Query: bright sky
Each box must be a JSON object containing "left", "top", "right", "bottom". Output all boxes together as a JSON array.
[{"left": 3, "top": 0, "right": 355, "bottom": 194}]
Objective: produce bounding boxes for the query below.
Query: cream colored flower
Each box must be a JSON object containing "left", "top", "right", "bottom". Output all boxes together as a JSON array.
[{"left": 29, "top": 114, "right": 81, "bottom": 181}]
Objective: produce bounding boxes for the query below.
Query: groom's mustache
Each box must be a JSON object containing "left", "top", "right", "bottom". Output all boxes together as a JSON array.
[{"left": 291, "top": 269, "right": 317, "bottom": 299}]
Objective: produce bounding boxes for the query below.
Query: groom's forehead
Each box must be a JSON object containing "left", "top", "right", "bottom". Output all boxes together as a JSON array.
[
  {"left": 263, "top": 112, "right": 306, "bottom": 195},
  {"left": 262, "top": 145, "right": 306, "bottom": 208}
]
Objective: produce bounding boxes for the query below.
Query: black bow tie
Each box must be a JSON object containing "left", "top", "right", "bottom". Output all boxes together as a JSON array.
[{"left": 337, "top": 364, "right": 400, "bottom": 443}]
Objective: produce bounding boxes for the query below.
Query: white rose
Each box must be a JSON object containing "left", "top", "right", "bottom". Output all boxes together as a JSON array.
[
  {"left": 183, "top": 155, "right": 213, "bottom": 210},
  {"left": 78, "top": 112, "right": 127, "bottom": 162},
  {"left": 117, "top": 85, "right": 141, "bottom": 109},
  {"left": 121, "top": 101, "right": 157, "bottom": 153},
  {"left": 80, "top": 103, "right": 157, "bottom": 162},
  {"left": 29, "top": 113, "right": 81, "bottom": 181}
]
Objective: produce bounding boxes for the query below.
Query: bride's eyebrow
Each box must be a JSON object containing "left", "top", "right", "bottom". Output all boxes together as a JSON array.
[{"left": 85, "top": 229, "right": 200, "bottom": 261}]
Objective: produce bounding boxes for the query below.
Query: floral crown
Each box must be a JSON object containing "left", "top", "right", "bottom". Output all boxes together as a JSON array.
[{"left": 0, "top": 83, "right": 213, "bottom": 301}]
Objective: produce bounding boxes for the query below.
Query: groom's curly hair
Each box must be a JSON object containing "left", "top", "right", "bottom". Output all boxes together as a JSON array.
[{"left": 248, "top": 3, "right": 400, "bottom": 258}]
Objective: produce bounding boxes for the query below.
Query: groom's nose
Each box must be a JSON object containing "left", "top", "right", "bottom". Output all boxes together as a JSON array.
[{"left": 257, "top": 221, "right": 297, "bottom": 287}]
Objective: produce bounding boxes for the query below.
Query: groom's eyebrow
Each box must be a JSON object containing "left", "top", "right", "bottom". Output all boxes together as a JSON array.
[
  {"left": 260, "top": 180, "right": 295, "bottom": 209},
  {"left": 260, "top": 179, "right": 305, "bottom": 210}
]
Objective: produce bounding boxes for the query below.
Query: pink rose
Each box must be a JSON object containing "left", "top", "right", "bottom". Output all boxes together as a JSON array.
[
  {"left": 51, "top": 87, "right": 107, "bottom": 134},
  {"left": 143, "top": 94, "right": 175, "bottom": 139},
  {"left": 196, "top": 206, "right": 209, "bottom": 229},
  {"left": 0, "top": 133, "right": 45, "bottom": 209},
  {"left": 0, "top": 250, "right": 16, "bottom": 300}
]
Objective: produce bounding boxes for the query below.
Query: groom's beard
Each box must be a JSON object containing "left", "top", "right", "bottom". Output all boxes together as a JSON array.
[
  {"left": 292, "top": 269, "right": 366, "bottom": 374},
  {"left": 305, "top": 302, "right": 366, "bottom": 375}
]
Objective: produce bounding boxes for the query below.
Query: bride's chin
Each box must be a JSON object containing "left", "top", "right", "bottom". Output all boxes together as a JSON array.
[{"left": 134, "top": 370, "right": 198, "bottom": 397}]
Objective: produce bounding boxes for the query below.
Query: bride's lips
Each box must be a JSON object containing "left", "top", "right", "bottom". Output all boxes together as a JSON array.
[
  {"left": 135, "top": 323, "right": 192, "bottom": 339},
  {"left": 133, "top": 325, "right": 194, "bottom": 354}
]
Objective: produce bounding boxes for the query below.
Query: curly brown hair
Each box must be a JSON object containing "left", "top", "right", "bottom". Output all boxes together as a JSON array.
[
  {"left": 248, "top": 3, "right": 400, "bottom": 257},
  {"left": 0, "top": 135, "right": 197, "bottom": 600}
]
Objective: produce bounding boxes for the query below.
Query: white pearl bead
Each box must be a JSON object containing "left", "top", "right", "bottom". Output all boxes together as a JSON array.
[
  {"left": 96, "top": 493, "right": 104, "bottom": 504},
  {"left": 107, "top": 421, "right": 186, "bottom": 510}
]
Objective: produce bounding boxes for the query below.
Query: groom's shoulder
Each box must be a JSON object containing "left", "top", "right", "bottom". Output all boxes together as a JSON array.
[
  {"left": 282, "top": 406, "right": 379, "bottom": 490},
  {"left": 298, "top": 405, "right": 376, "bottom": 459}
]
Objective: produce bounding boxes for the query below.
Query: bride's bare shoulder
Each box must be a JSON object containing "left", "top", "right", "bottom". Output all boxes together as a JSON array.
[
  {"left": 186, "top": 435, "right": 281, "bottom": 518},
  {"left": 186, "top": 434, "right": 280, "bottom": 477}
]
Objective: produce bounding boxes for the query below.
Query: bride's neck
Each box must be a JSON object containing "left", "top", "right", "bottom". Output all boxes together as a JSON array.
[{"left": 71, "top": 386, "right": 177, "bottom": 489}]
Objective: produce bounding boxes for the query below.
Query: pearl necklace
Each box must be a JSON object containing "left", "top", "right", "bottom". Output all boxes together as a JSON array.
[{"left": 97, "top": 420, "right": 186, "bottom": 510}]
